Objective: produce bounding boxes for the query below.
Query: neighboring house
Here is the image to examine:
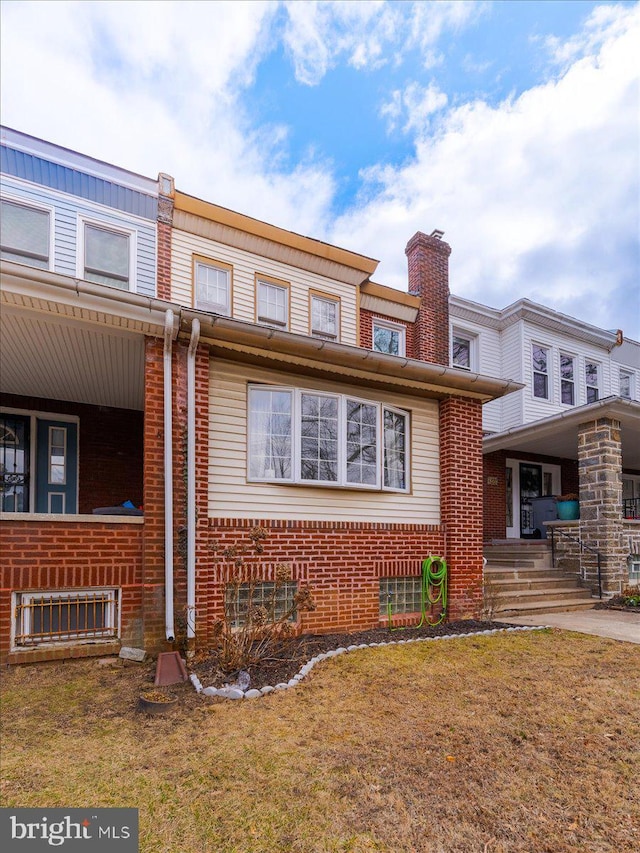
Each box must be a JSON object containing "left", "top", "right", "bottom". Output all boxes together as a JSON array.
[
  {"left": 449, "top": 295, "right": 640, "bottom": 594},
  {"left": 0, "top": 128, "right": 519, "bottom": 665}
]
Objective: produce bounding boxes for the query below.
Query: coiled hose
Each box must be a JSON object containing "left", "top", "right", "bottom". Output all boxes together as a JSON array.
[{"left": 387, "top": 555, "right": 448, "bottom": 629}]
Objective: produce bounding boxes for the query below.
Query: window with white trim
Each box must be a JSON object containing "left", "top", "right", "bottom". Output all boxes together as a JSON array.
[
  {"left": 560, "top": 353, "right": 575, "bottom": 405},
  {"left": 585, "top": 361, "right": 600, "bottom": 403},
  {"left": 1, "top": 198, "right": 51, "bottom": 269},
  {"left": 311, "top": 294, "right": 339, "bottom": 341},
  {"left": 532, "top": 344, "right": 550, "bottom": 399},
  {"left": 83, "top": 223, "right": 131, "bottom": 289},
  {"left": 373, "top": 319, "right": 406, "bottom": 357},
  {"left": 14, "top": 589, "right": 119, "bottom": 647},
  {"left": 452, "top": 330, "right": 477, "bottom": 371},
  {"left": 257, "top": 279, "right": 288, "bottom": 329},
  {"left": 619, "top": 369, "right": 634, "bottom": 400},
  {"left": 247, "top": 385, "right": 409, "bottom": 491},
  {"left": 195, "top": 260, "right": 231, "bottom": 314}
]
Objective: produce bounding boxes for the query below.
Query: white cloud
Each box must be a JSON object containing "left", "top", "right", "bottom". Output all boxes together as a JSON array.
[
  {"left": 380, "top": 82, "right": 448, "bottom": 134},
  {"left": 408, "top": 0, "right": 489, "bottom": 67},
  {"left": 333, "top": 3, "right": 640, "bottom": 337}
]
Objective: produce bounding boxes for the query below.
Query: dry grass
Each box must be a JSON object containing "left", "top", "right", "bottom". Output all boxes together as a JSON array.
[{"left": 1, "top": 629, "right": 639, "bottom": 853}]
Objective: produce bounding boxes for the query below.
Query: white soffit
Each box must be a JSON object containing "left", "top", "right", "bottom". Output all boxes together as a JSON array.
[
  {"left": 360, "top": 293, "right": 419, "bottom": 323},
  {"left": 1, "top": 307, "right": 144, "bottom": 410}
]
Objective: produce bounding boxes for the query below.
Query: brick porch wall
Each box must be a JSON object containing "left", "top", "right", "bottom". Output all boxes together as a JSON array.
[{"left": 0, "top": 519, "right": 143, "bottom": 666}]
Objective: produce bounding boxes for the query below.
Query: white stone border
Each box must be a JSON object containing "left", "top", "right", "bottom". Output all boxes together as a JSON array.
[{"left": 189, "top": 626, "right": 548, "bottom": 700}]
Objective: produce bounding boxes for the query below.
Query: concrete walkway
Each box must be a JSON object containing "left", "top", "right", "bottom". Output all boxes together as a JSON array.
[{"left": 501, "top": 608, "right": 640, "bottom": 644}]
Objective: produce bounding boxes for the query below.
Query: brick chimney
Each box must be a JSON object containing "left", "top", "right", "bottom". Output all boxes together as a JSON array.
[{"left": 405, "top": 230, "right": 451, "bottom": 366}]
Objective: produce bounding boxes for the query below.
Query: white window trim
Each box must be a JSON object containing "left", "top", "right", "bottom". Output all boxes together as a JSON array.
[
  {"left": 12, "top": 588, "right": 120, "bottom": 649},
  {"left": 247, "top": 385, "right": 410, "bottom": 493},
  {"left": 559, "top": 351, "right": 576, "bottom": 407},
  {"left": 0, "top": 192, "right": 55, "bottom": 271},
  {"left": 257, "top": 278, "right": 289, "bottom": 329},
  {"left": 76, "top": 215, "right": 137, "bottom": 292},
  {"left": 532, "top": 342, "right": 551, "bottom": 401},
  {"left": 310, "top": 294, "right": 340, "bottom": 341},
  {"left": 194, "top": 259, "right": 232, "bottom": 315},
  {"left": 584, "top": 358, "right": 601, "bottom": 403},
  {"left": 372, "top": 318, "right": 407, "bottom": 358},
  {"left": 619, "top": 368, "right": 635, "bottom": 400},
  {"left": 451, "top": 328, "right": 477, "bottom": 371}
]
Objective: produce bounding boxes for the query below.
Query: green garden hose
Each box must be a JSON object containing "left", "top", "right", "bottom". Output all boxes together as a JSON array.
[{"left": 387, "top": 555, "right": 448, "bottom": 629}]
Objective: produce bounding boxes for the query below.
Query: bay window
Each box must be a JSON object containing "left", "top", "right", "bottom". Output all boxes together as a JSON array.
[{"left": 248, "top": 385, "right": 409, "bottom": 491}]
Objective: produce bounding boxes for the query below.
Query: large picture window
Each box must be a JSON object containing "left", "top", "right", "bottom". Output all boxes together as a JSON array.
[{"left": 248, "top": 385, "right": 409, "bottom": 492}]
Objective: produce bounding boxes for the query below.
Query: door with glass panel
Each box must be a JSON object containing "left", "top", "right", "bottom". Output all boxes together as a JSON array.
[
  {"left": 0, "top": 414, "right": 30, "bottom": 512},
  {"left": 35, "top": 420, "right": 78, "bottom": 513}
]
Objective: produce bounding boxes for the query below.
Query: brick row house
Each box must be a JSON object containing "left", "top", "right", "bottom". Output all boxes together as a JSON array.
[{"left": 1, "top": 127, "right": 520, "bottom": 665}]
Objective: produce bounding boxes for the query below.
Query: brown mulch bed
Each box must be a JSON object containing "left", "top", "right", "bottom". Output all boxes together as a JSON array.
[{"left": 191, "top": 619, "right": 515, "bottom": 691}]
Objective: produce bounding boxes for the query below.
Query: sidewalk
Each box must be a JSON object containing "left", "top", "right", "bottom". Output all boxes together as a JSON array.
[{"left": 501, "top": 608, "right": 640, "bottom": 644}]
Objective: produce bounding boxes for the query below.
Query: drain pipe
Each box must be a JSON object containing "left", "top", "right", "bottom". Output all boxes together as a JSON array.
[
  {"left": 163, "top": 309, "right": 175, "bottom": 643},
  {"left": 186, "top": 318, "right": 200, "bottom": 642}
]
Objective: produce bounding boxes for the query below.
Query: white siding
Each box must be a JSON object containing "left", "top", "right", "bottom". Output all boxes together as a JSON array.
[
  {"left": 209, "top": 359, "right": 440, "bottom": 523},
  {"left": 172, "top": 230, "right": 358, "bottom": 345},
  {"left": 1, "top": 176, "right": 157, "bottom": 296},
  {"left": 450, "top": 318, "right": 503, "bottom": 432}
]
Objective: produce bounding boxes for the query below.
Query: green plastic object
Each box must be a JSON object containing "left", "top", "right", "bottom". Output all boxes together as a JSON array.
[{"left": 387, "top": 555, "right": 448, "bottom": 629}]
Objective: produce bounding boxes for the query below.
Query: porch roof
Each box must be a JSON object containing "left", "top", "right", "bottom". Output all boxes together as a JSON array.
[{"left": 482, "top": 397, "right": 640, "bottom": 470}]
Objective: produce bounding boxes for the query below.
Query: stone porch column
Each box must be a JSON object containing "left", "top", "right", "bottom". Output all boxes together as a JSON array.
[{"left": 578, "top": 417, "right": 626, "bottom": 596}]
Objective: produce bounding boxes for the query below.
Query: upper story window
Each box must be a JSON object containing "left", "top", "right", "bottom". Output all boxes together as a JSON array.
[
  {"left": 372, "top": 319, "right": 406, "bottom": 357},
  {"left": 195, "top": 258, "right": 231, "bottom": 315},
  {"left": 532, "top": 344, "right": 550, "bottom": 399},
  {"left": 619, "top": 369, "right": 634, "bottom": 400},
  {"left": 83, "top": 222, "right": 131, "bottom": 289},
  {"left": 247, "top": 385, "right": 408, "bottom": 492},
  {"left": 452, "top": 331, "right": 476, "bottom": 371},
  {"left": 310, "top": 293, "right": 340, "bottom": 341},
  {"left": 257, "top": 278, "right": 289, "bottom": 329},
  {"left": 585, "top": 361, "right": 600, "bottom": 403},
  {"left": 560, "top": 353, "right": 575, "bottom": 405},
  {"left": 1, "top": 198, "right": 51, "bottom": 269}
]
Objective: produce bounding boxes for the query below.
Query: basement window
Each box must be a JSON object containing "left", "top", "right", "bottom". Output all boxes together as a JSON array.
[
  {"left": 14, "top": 589, "right": 119, "bottom": 647},
  {"left": 224, "top": 581, "right": 298, "bottom": 630},
  {"left": 379, "top": 576, "right": 422, "bottom": 615}
]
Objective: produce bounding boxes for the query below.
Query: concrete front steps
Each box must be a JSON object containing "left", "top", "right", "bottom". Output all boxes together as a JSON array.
[{"left": 484, "top": 540, "right": 595, "bottom": 617}]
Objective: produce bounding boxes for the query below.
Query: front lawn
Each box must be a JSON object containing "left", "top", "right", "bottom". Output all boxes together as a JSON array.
[{"left": 1, "top": 630, "right": 638, "bottom": 852}]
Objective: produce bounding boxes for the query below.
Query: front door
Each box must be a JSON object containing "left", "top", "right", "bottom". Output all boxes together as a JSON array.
[
  {"left": 519, "top": 463, "right": 542, "bottom": 538},
  {"left": 36, "top": 419, "right": 78, "bottom": 513}
]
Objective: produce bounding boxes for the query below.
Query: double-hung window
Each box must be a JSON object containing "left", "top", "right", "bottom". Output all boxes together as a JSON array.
[
  {"left": 585, "top": 361, "right": 600, "bottom": 403},
  {"left": 560, "top": 353, "right": 575, "bottom": 405},
  {"left": 373, "top": 320, "right": 406, "bottom": 357},
  {"left": 1, "top": 198, "right": 51, "bottom": 269},
  {"left": 619, "top": 369, "right": 634, "bottom": 400},
  {"left": 311, "top": 294, "right": 339, "bottom": 341},
  {"left": 248, "top": 385, "right": 408, "bottom": 491},
  {"left": 532, "top": 344, "right": 550, "bottom": 400},
  {"left": 452, "top": 332, "right": 474, "bottom": 370},
  {"left": 257, "top": 278, "right": 288, "bottom": 329},
  {"left": 195, "top": 259, "right": 231, "bottom": 314},
  {"left": 83, "top": 222, "right": 131, "bottom": 289}
]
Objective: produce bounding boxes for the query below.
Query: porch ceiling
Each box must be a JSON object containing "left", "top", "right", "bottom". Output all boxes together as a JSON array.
[
  {"left": 483, "top": 397, "right": 640, "bottom": 471},
  {"left": 0, "top": 305, "right": 145, "bottom": 410}
]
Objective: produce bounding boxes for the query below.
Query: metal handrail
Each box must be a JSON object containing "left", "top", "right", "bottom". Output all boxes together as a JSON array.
[{"left": 549, "top": 526, "right": 602, "bottom": 599}]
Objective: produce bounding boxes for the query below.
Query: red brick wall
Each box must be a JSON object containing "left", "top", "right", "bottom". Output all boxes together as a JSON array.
[
  {"left": 439, "top": 397, "right": 484, "bottom": 617},
  {"left": 156, "top": 220, "right": 173, "bottom": 301},
  {"left": 0, "top": 394, "right": 143, "bottom": 512},
  {"left": 405, "top": 232, "right": 451, "bottom": 366},
  {"left": 0, "top": 520, "right": 143, "bottom": 665},
  {"left": 196, "top": 520, "right": 446, "bottom": 644}
]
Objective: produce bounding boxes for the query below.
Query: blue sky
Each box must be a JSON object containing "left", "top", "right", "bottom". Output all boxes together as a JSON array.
[{"left": 1, "top": 0, "right": 639, "bottom": 338}]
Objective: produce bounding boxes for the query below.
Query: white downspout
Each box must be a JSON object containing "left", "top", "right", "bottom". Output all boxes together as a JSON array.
[
  {"left": 186, "top": 318, "right": 200, "bottom": 641},
  {"left": 163, "top": 309, "right": 175, "bottom": 642}
]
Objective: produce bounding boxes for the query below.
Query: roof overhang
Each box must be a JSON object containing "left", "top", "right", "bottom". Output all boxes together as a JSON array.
[
  {"left": 181, "top": 310, "right": 523, "bottom": 403},
  {"left": 483, "top": 397, "right": 640, "bottom": 470},
  {"left": 174, "top": 192, "right": 378, "bottom": 287},
  {"left": 360, "top": 281, "right": 420, "bottom": 323}
]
